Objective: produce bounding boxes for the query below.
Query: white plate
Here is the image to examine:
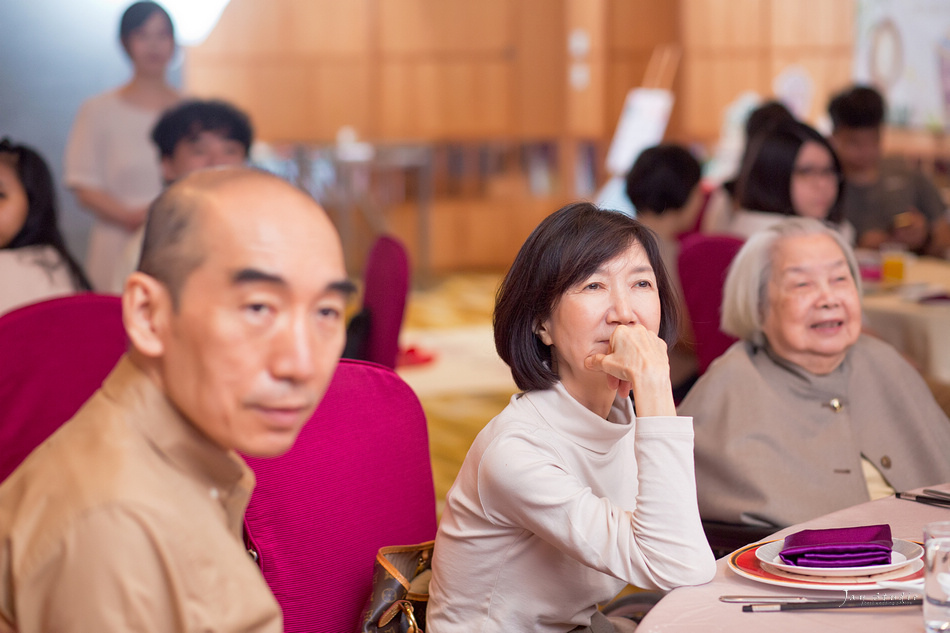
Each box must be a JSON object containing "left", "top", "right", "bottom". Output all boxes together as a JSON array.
[
  {"left": 755, "top": 538, "right": 924, "bottom": 577},
  {"left": 728, "top": 541, "right": 925, "bottom": 592}
]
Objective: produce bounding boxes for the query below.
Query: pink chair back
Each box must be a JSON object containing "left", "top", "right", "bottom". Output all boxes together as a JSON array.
[
  {"left": 677, "top": 233, "right": 743, "bottom": 374},
  {"left": 361, "top": 235, "right": 409, "bottom": 369},
  {"left": 0, "top": 294, "right": 126, "bottom": 482},
  {"left": 679, "top": 180, "right": 716, "bottom": 239},
  {"left": 242, "top": 358, "right": 436, "bottom": 633}
]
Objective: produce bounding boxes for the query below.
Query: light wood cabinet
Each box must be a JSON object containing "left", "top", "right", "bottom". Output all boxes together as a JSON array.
[
  {"left": 184, "top": 0, "right": 856, "bottom": 273},
  {"left": 678, "top": 0, "right": 854, "bottom": 143},
  {"left": 185, "top": 0, "right": 680, "bottom": 144}
]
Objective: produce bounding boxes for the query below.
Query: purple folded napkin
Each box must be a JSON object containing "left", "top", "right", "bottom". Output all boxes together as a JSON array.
[{"left": 779, "top": 524, "right": 893, "bottom": 568}]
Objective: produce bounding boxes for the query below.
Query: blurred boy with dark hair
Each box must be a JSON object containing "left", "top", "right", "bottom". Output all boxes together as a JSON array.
[
  {"left": 624, "top": 144, "right": 704, "bottom": 399},
  {"left": 111, "top": 99, "right": 254, "bottom": 291},
  {"left": 151, "top": 99, "right": 253, "bottom": 184},
  {"left": 828, "top": 84, "right": 950, "bottom": 256}
]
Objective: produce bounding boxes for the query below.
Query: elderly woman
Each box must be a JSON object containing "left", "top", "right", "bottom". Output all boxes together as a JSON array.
[
  {"left": 427, "top": 203, "right": 716, "bottom": 633},
  {"left": 679, "top": 217, "right": 950, "bottom": 528}
]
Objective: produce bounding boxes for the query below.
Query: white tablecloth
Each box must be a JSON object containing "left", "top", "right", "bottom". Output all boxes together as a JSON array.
[
  {"left": 863, "top": 257, "right": 950, "bottom": 382},
  {"left": 637, "top": 485, "right": 950, "bottom": 632}
]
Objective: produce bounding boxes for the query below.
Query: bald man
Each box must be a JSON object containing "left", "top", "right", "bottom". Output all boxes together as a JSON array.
[{"left": 0, "top": 168, "right": 355, "bottom": 632}]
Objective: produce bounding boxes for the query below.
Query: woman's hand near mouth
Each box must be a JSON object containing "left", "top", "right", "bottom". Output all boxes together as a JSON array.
[{"left": 585, "top": 323, "right": 676, "bottom": 417}]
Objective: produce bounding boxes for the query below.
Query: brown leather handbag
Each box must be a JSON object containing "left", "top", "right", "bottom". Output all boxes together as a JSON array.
[{"left": 360, "top": 541, "right": 434, "bottom": 633}]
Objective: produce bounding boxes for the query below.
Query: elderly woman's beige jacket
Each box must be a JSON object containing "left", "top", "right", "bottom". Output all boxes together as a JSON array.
[{"left": 678, "top": 334, "right": 950, "bottom": 528}]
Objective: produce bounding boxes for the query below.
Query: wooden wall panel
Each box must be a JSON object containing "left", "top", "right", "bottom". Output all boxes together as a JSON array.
[
  {"left": 565, "top": 0, "right": 608, "bottom": 137},
  {"left": 289, "top": 0, "right": 372, "bottom": 55},
  {"left": 609, "top": 0, "right": 677, "bottom": 53},
  {"left": 187, "top": 61, "right": 373, "bottom": 142},
  {"left": 676, "top": 0, "right": 854, "bottom": 143},
  {"left": 680, "top": 56, "right": 768, "bottom": 142},
  {"left": 186, "top": 0, "right": 374, "bottom": 143},
  {"left": 441, "top": 62, "right": 511, "bottom": 139},
  {"left": 245, "top": 64, "right": 310, "bottom": 141},
  {"left": 770, "top": 0, "right": 853, "bottom": 49},
  {"left": 185, "top": 63, "right": 252, "bottom": 105},
  {"left": 307, "top": 63, "right": 374, "bottom": 139},
  {"left": 512, "top": 0, "right": 565, "bottom": 139},
  {"left": 377, "top": 61, "right": 511, "bottom": 140},
  {"left": 377, "top": 0, "right": 512, "bottom": 55},
  {"left": 567, "top": 62, "right": 608, "bottom": 138},
  {"left": 197, "top": 0, "right": 288, "bottom": 55},
  {"left": 387, "top": 195, "right": 572, "bottom": 272},
  {"left": 188, "top": 0, "right": 688, "bottom": 143},
  {"left": 376, "top": 63, "right": 437, "bottom": 139},
  {"left": 187, "top": 0, "right": 858, "bottom": 149},
  {"left": 181, "top": 0, "right": 864, "bottom": 272},
  {"left": 680, "top": 0, "right": 767, "bottom": 51}
]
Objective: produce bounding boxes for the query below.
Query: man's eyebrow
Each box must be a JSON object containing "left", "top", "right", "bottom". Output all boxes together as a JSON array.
[
  {"left": 329, "top": 279, "right": 358, "bottom": 297},
  {"left": 231, "top": 269, "right": 357, "bottom": 297},
  {"left": 232, "top": 268, "right": 286, "bottom": 286}
]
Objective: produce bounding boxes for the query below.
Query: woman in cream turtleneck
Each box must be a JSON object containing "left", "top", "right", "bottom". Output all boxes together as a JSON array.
[{"left": 428, "top": 203, "right": 715, "bottom": 633}]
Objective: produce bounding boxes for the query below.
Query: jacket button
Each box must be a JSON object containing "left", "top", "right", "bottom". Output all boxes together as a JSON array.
[{"left": 880, "top": 455, "right": 892, "bottom": 469}]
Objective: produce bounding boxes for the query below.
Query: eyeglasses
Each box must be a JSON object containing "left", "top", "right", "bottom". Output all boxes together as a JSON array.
[{"left": 792, "top": 166, "right": 840, "bottom": 181}]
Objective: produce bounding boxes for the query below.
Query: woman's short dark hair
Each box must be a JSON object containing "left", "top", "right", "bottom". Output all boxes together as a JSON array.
[
  {"left": 120, "top": 1, "right": 175, "bottom": 51},
  {"left": 736, "top": 120, "right": 845, "bottom": 224},
  {"left": 624, "top": 144, "right": 701, "bottom": 215},
  {"left": 494, "top": 202, "right": 679, "bottom": 392},
  {"left": 0, "top": 139, "right": 91, "bottom": 291}
]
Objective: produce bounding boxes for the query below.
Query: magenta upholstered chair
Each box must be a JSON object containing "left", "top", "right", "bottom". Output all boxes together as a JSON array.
[
  {"left": 0, "top": 294, "right": 126, "bottom": 483},
  {"left": 677, "top": 233, "right": 744, "bottom": 375},
  {"left": 242, "top": 358, "right": 436, "bottom": 633},
  {"left": 361, "top": 235, "right": 410, "bottom": 369}
]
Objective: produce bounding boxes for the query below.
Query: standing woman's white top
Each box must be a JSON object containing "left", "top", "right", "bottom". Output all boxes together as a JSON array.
[{"left": 64, "top": 1, "right": 180, "bottom": 290}]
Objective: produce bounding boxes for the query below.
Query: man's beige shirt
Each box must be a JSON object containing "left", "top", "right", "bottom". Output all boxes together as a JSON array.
[{"left": 0, "top": 356, "right": 283, "bottom": 632}]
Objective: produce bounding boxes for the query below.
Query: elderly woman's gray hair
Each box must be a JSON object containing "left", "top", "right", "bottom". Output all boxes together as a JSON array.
[{"left": 720, "top": 217, "right": 862, "bottom": 344}]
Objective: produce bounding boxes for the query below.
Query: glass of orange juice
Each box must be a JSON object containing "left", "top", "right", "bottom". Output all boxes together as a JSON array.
[{"left": 881, "top": 243, "right": 906, "bottom": 285}]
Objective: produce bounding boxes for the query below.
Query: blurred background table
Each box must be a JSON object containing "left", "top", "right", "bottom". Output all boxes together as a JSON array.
[
  {"left": 259, "top": 142, "right": 434, "bottom": 284},
  {"left": 862, "top": 256, "right": 950, "bottom": 382}
]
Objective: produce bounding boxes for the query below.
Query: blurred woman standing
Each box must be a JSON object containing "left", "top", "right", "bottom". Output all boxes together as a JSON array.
[{"left": 64, "top": 1, "right": 180, "bottom": 290}]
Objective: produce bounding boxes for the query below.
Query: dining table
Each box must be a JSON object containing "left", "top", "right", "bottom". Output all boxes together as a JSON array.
[
  {"left": 637, "top": 484, "right": 950, "bottom": 632},
  {"left": 862, "top": 255, "right": 950, "bottom": 382}
]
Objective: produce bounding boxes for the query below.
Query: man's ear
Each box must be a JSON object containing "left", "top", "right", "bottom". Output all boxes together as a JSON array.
[
  {"left": 123, "top": 272, "right": 172, "bottom": 358},
  {"left": 534, "top": 320, "right": 553, "bottom": 346},
  {"left": 160, "top": 156, "right": 178, "bottom": 186}
]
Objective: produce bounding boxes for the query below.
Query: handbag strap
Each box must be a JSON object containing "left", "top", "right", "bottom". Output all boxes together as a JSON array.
[{"left": 379, "top": 600, "right": 422, "bottom": 633}]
